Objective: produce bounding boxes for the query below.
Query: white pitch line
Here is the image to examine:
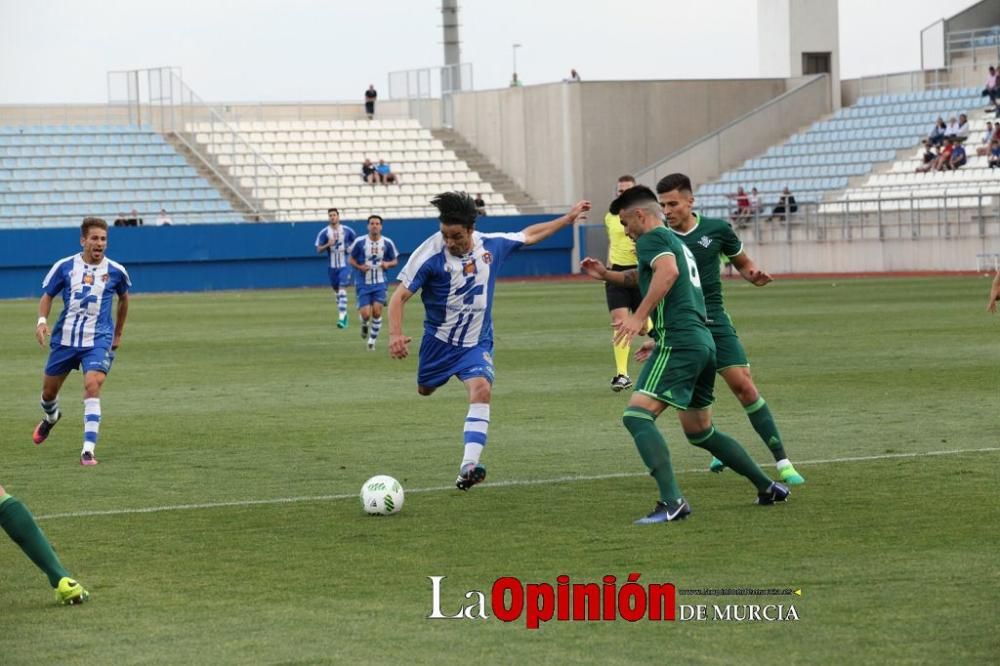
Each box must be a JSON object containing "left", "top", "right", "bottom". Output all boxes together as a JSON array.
[{"left": 34, "top": 446, "right": 1000, "bottom": 521}]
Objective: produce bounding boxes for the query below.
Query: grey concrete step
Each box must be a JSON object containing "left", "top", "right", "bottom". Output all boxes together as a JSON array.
[{"left": 431, "top": 129, "right": 537, "bottom": 212}]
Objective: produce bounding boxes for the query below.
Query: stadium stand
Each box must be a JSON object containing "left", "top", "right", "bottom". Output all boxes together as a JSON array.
[
  {"left": 188, "top": 119, "right": 519, "bottom": 220},
  {"left": 694, "top": 86, "right": 994, "bottom": 219},
  {"left": 0, "top": 125, "right": 244, "bottom": 227}
]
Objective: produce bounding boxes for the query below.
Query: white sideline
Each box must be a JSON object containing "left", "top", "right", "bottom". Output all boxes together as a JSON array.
[{"left": 35, "top": 446, "right": 1000, "bottom": 521}]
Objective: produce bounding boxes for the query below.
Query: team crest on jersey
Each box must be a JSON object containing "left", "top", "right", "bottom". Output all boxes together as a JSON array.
[
  {"left": 463, "top": 260, "right": 476, "bottom": 275},
  {"left": 101, "top": 273, "right": 109, "bottom": 283},
  {"left": 82, "top": 272, "right": 95, "bottom": 285},
  {"left": 698, "top": 236, "right": 712, "bottom": 248},
  {"left": 481, "top": 251, "right": 493, "bottom": 265}
]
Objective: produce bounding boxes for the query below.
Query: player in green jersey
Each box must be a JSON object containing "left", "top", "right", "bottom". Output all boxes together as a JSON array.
[
  {"left": 581, "top": 185, "right": 789, "bottom": 524},
  {"left": 656, "top": 173, "right": 805, "bottom": 485},
  {"left": 1, "top": 482, "right": 89, "bottom": 604}
]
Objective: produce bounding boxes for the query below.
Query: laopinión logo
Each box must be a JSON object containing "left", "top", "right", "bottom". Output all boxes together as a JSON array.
[{"left": 427, "top": 575, "right": 801, "bottom": 629}]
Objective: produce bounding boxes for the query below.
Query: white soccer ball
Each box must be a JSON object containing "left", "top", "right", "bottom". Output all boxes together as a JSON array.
[{"left": 360, "top": 475, "right": 404, "bottom": 515}]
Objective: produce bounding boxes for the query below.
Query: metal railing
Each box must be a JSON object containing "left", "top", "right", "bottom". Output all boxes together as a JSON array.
[
  {"left": 695, "top": 192, "right": 1000, "bottom": 244},
  {"left": 947, "top": 26, "right": 1000, "bottom": 66},
  {"left": 846, "top": 60, "right": 993, "bottom": 101},
  {"left": 107, "top": 67, "right": 281, "bottom": 220}
]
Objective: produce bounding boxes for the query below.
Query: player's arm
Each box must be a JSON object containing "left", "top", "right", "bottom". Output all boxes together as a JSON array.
[
  {"left": 580, "top": 257, "right": 637, "bottom": 287},
  {"left": 520, "top": 201, "right": 591, "bottom": 246},
  {"left": 729, "top": 252, "right": 773, "bottom": 286},
  {"left": 614, "top": 253, "right": 678, "bottom": 346},
  {"left": 388, "top": 285, "right": 415, "bottom": 358},
  {"left": 988, "top": 269, "right": 1000, "bottom": 313},
  {"left": 35, "top": 293, "right": 54, "bottom": 346},
  {"left": 349, "top": 254, "right": 367, "bottom": 271},
  {"left": 112, "top": 291, "right": 129, "bottom": 350}
]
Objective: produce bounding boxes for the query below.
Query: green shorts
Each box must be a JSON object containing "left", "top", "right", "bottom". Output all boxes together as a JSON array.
[
  {"left": 635, "top": 343, "right": 716, "bottom": 410},
  {"left": 708, "top": 314, "right": 749, "bottom": 372}
]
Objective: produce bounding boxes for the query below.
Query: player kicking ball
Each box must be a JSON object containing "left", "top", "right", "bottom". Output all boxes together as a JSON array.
[{"left": 389, "top": 193, "right": 591, "bottom": 490}]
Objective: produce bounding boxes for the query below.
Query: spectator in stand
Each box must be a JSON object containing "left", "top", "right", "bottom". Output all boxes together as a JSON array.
[
  {"left": 767, "top": 187, "right": 797, "bottom": 222},
  {"left": 918, "top": 137, "right": 955, "bottom": 173},
  {"left": 362, "top": 158, "right": 378, "bottom": 184},
  {"left": 955, "top": 114, "right": 970, "bottom": 142},
  {"left": 364, "top": 84, "right": 377, "bottom": 120},
  {"left": 982, "top": 66, "right": 998, "bottom": 110},
  {"left": 375, "top": 159, "right": 397, "bottom": 184},
  {"left": 976, "top": 122, "right": 995, "bottom": 156},
  {"left": 729, "top": 186, "right": 752, "bottom": 226},
  {"left": 113, "top": 212, "right": 127, "bottom": 227},
  {"left": 948, "top": 140, "right": 967, "bottom": 170},
  {"left": 474, "top": 194, "right": 487, "bottom": 216},
  {"left": 569, "top": 69, "right": 581, "bottom": 82},
  {"left": 749, "top": 187, "right": 762, "bottom": 218},
  {"left": 920, "top": 139, "right": 939, "bottom": 165},
  {"left": 155, "top": 208, "right": 173, "bottom": 226},
  {"left": 928, "top": 117, "right": 947, "bottom": 146},
  {"left": 988, "top": 141, "right": 1000, "bottom": 170},
  {"left": 943, "top": 117, "right": 960, "bottom": 141}
]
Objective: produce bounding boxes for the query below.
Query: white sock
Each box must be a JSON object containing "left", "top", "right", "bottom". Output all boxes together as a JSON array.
[
  {"left": 83, "top": 397, "right": 100, "bottom": 454},
  {"left": 776, "top": 458, "right": 791, "bottom": 470},
  {"left": 462, "top": 403, "right": 490, "bottom": 467}
]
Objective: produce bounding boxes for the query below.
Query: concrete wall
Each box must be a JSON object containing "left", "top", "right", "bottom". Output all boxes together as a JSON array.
[
  {"left": 745, "top": 235, "right": 1000, "bottom": 273},
  {"left": 759, "top": 0, "right": 841, "bottom": 108},
  {"left": 451, "top": 78, "right": 788, "bottom": 215},
  {"left": 633, "top": 75, "right": 831, "bottom": 197}
]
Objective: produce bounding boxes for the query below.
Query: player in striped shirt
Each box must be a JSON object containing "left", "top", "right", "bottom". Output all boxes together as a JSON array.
[
  {"left": 33, "top": 217, "right": 131, "bottom": 466},
  {"left": 315, "top": 207, "right": 358, "bottom": 329},
  {"left": 349, "top": 215, "right": 399, "bottom": 350},
  {"left": 388, "top": 192, "right": 591, "bottom": 490}
]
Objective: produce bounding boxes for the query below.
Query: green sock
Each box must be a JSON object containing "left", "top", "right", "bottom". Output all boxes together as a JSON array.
[
  {"left": 687, "top": 426, "right": 773, "bottom": 491},
  {"left": 623, "top": 408, "right": 683, "bottom": 504},
  {"left": 0, "top": 494, "right": 71, "bottom": 587},
  {"left": 745, "top": 397, "right": 787, "bottom": 462}
]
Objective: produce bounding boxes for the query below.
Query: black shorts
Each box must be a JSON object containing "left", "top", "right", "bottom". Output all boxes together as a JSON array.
[{"left": 605, "top": 263, "right": 642, "bottom": 312}]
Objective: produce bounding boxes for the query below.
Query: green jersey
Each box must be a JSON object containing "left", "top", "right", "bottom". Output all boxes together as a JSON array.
[
  {"left": 635, "top": 225, "right": 712, "bottom": 348},
  {"left": 670, "top": 213, "right": 743, "bottom": 321}
]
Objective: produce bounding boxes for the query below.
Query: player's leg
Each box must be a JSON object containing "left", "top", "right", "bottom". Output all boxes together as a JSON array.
[
  {"left": 367, "top": 299, "right": 385, "bottom": 349},
  {"left": 79, "top": 362, "right": 108, "bottom": 466},
  {"left": 0, "top": 484, "right": 89, "bottom": 604},
  {"left": 679, "top": 358, "right": 788, "bottom": 504},
  {"left": 605, "top": 276, "right": 634, "bottom": 391},
  {"left": 358, "top": 301, "right": 372, "bottom": 344},
  {"left": 453, "top": 346, "right": 496, "bottom": 490},
  {"left": 720, "top": 365, "right": 804, "bottom": 485},
  {"left": 330, "top": 268, "right": 349, "bottom": 329},
  {"left": 34, "top": 347, "right": 76, "bottom": 445}
]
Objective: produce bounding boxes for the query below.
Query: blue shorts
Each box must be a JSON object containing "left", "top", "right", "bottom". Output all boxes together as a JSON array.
[
  {"left": 417, "top": 336, "right": 495, "bottom": 389},
  {"left": 357, "top": 284, "right": 388, "bottom": 308},
  {"left": 327, "top": 266, "right": 351, "bottom": 290},
  {"left": 45, "top": 345, "right": 115, "bottom": 377}
]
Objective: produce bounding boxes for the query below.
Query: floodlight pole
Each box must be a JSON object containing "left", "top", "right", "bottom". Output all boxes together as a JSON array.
[{"left": 512, "top": 43, "right": 522, "bottom": 81}]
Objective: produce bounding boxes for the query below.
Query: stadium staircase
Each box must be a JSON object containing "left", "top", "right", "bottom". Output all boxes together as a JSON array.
[
  {"left": 695, "top": 86, "right": 997, "bottom": 218},
  {"left": 0, "top": 125, "right": 244, "bottom": 227},
  {"left": 430, "top": 128, "right": 537, "bottom": 211}
]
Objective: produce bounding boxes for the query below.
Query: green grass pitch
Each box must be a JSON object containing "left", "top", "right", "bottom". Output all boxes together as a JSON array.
[{"left": 1, "top": 276, "right": 997, "bottom": 664}]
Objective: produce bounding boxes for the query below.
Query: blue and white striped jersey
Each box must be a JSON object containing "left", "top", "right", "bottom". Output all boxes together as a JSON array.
[
  {"left": 315, "top": 224, "right": 357, "bottom": 269},
  {"left": 397, "top": 231, "right": 525, "bottom": 348},
  {"left": 350, "top": 235, "right": 398, "bottom": 286},
  {"left": 42, "top": 254, "right": 131, "bottom": 349}
]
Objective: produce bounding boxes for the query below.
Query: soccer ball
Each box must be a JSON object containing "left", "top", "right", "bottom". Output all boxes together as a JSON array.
[{"left": 360, "top": 475, "right": 404, "bottom": 515}]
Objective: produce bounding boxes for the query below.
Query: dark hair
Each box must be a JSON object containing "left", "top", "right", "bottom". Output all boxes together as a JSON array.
[
  {"left": 327, "top": 208, "right": 339, "bottom": 215},
  {"left": 609, "top": 185, "right": 658, "bottom": 215},
  {"left": 80, "top": 217, "right": 108, "bottom": 237},
  {"left": 655, "top": 173, "right": 693, "bottom": 195},
  {"left": 430, "top": 191, "right": 478, "bottom": 228},
  {"left": 617, "top": 174, "right": 636, "bottom": 183},
  {"left": 367, "top": 214, "right": 383, "bottom": 223}
]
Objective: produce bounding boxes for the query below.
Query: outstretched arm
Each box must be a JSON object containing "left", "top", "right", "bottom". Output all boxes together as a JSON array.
[
  {"left": 580, "top": 257, "right": 637, "bottom": 288},
  {"left": 988, "top": 269, "right": 1000, "bottom": 313},
  {"left": 520, "top": 201, "right": 591, "bottom": 246},
  {"left": 388, "top": 285, "right": 415, "bottom": 358},
  {"left": 729, "top": 252, "right": 773, "bottom": 286}
]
